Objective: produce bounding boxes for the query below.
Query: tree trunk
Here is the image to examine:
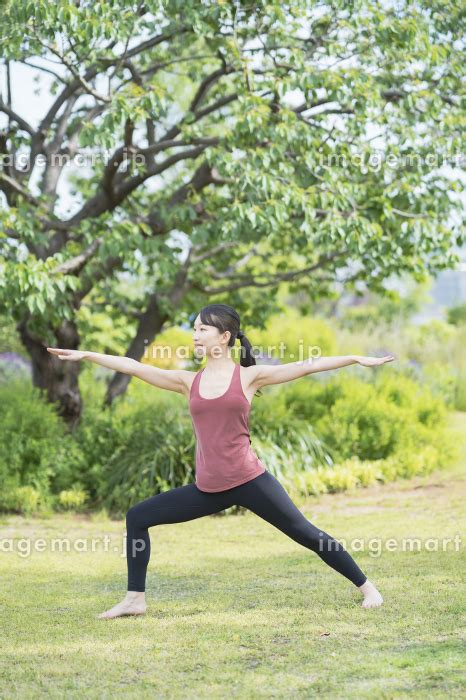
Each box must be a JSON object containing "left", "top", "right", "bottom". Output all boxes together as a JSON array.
[
  {"left": 103, "top": 269, "right": 192, "bottom": 406},
  {"left": 103, "top": 293, "right": 170, "bottom": 406},
  {"left": 17, "top": 317, "right": 83, "bottom": 431}
]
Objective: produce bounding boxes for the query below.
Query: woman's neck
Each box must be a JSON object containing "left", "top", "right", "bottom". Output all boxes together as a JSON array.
[{"left": 203, "top": 356, "right": 236, "bottom": 372}]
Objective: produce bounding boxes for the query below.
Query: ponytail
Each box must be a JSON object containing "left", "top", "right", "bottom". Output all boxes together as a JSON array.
[{"left": 236, "top": 329, "right": 262, "bottom": 397}]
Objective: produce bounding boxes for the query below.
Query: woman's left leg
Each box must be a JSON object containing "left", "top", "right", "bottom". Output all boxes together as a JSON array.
[{"left": 235, "top": 470, "right": 367, "bottom": 587}]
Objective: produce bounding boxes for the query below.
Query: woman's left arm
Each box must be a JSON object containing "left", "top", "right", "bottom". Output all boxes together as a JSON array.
[{"left": 251, "top": 354, "right": 395, "bottom": 389}]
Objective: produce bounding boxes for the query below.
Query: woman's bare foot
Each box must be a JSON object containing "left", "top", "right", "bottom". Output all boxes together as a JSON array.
[
  {"left": 97, "top": 591, "right": 147, "bottom": 619},
  {"left": 358, "top": 579, "right": 384, "bottom": 608}
]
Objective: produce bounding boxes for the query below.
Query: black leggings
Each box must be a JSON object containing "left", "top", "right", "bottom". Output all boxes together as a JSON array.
[{"left": 125, "top": 470, "right": 368, "bottom": 592}]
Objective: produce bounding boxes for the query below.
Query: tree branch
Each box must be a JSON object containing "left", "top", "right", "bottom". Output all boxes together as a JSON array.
[
  {"left": 30, "top": 26, "right": 192, "bottom": 170},
  {"left": 191, "top": 240, "right": 238, "bottom": 264},
  {"left": 52, "top": 236, "right": 104, "bottom": 275},
  {"left": 0, "top": 97, "right": 35, "bottom": 135},
  {"left": 189, "top": 251, "right": 348, "bottom": 294},
  {"left": 190, "top": 61, "right": 236, "bottom": 112},
  {"left": 0, "top": 172, "right": 39, "bottom": 204}
]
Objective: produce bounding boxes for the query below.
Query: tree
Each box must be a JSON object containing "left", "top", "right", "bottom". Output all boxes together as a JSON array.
[{"left": 0, "top": 0, "right": 464, "bottom": 427}]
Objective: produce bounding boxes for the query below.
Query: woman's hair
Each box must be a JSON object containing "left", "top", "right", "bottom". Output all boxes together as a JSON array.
[{"left": 197, "top": 303, "right": 262, "bottom": 396}]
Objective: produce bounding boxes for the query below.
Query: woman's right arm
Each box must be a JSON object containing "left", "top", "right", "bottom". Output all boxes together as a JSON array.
[
  {"left": 84, "top": 351, "right": 139, "bottom": 374},
  {"left": 47, "top": 348, "right": 192, "bottom": 395}
]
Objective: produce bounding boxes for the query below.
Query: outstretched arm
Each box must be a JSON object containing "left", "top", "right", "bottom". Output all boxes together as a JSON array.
[
  {"left": 46, "top": 348, "right": 191, "bottom": 395},
  {"left": 250, "top": 354, "right": 395, "bottom": 389}
]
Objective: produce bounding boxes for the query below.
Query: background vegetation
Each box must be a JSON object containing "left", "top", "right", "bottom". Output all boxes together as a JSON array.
[{"left": 1, "top": 283, "right": 463, "bottom": 517}]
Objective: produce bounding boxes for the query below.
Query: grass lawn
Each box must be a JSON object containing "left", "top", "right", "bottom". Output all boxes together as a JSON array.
[{"left": 1, "top": 413, "right": 464, "bottom": 699}]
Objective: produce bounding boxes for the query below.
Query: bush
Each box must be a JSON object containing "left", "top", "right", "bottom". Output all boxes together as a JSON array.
[
  {"left": 316, "top": 387, "right": 405, "bottom": 461},
  {"left": 0, "top": 485, "right": 41, "bottom": 514},
  {"left": 57, "top": 486, "right": 89, "bottom": 512},
  {"left": 274, "top": 370, "right": 451, "bottom": 463},
  {"left": 373, "top": 370, "right": 448, "bottom": 426},
  {"left": 296, "top": 468, "right": 329, "bottom": 496},
  {"left": 447, "top": 302, "right": 466, "bottom": 326},
  {"left": 293, "top": 438, "right": 459, "bottom": 498},
  {"left": 97, "top": 408, "right": 196, "bottom": 516},
  {"left": 0, "top": 379, "right": 81, "bottom": 513},
  {"left": 322, "top": 463, "right": 360, "bottom": 493},
  {"left": 258, "top": 368, "right": 459, "bottom": 498},
  {"left": 250, "top": 308, "right": 337, "bottom": 364},
  {"left": 0, "top": 351, "right": 459, "bottom": 514},
  {"left": 352, "top": 458, "right": 380, "bottom": 487}
]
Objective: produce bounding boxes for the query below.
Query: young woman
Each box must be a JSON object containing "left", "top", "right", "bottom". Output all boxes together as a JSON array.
[{"left": 47, "top": 303, "right": 394, "bottom": 618}]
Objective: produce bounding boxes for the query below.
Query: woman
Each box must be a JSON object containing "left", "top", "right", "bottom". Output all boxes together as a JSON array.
[{"left": 47, "top": 303, "right": 394, "bottom": 618}]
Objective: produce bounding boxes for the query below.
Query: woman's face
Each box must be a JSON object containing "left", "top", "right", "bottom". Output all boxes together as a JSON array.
[{"left": 192, "top": 315, "right": 230, "bottom": 357}]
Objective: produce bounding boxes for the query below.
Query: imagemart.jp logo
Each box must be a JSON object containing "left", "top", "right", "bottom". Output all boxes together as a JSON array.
[{"left": 0, "top": 533, "right": 462, "bottom": 559}]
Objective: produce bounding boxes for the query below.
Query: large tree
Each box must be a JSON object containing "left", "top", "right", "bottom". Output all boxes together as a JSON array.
[{"left": 0, "top": 0, "right": 464, "bottom": 427}]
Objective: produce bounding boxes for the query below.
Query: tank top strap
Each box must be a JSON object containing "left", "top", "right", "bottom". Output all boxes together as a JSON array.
[
  {"left": 191, "top": 367, "right": 202, "bottom": 399},
  {"left": 230, "top": 362, "right": 241, "bottom": 394}
]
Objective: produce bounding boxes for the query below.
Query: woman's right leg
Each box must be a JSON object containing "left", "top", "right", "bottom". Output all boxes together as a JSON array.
[
  {"left": 126, "top": 483, "right": 233, "bottom": 592},
  {"left": 98, "top": 483, "right": 232, "bottom": 618}
]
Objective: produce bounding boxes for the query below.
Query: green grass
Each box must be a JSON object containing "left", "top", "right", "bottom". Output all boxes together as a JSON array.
[{"left": 1, "top": 414, "right": 465, "bottom": 699}]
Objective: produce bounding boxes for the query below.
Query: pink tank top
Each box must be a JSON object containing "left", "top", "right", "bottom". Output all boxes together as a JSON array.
[{"left": 189, "top": 363, "right": 266, "bottom": 492}]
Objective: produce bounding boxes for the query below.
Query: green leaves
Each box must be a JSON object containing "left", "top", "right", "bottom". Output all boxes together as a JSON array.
[
  {"left": 0, "top": 0, "right": 463, "bottom": 345},
  {"left": 0, "top": 254, "right": 80, "bottom": 322}
]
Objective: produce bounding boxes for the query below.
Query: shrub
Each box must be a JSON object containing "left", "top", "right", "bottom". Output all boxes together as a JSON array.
[
  {"left": 418, "top": 362, "right": 458, "bottom": 409},
  {"left": 251, "top": 308, "right": 337, "bottom": 364},
  {"left": 351, "top": 458, "right": 381, "bottom": 487},
  {"left": 296, "top": 468, "right": 329, "bottom": 496},
  {"left": 447, "top": 302, "right": 466, "bottom": 326},
  {"left": 0, "top": 379, "right": 81, "bottom": 513},
  {"left": 57, "top": 486, "right": 89, "bottom": 512},
  {"left": 282, "top": 376, "right": 346, "bottom": 425},
  {"left": 0, "top": 349, "right": 459, "bottom": 514},
  {"left": 373, "top": 371, "right": 448, "bottom": 427},
  {"left": 315, "top": 382, "right": 406, "bottom": 461},
  {"left": 322, "top": 463, "right": 360, "bottom": 493},
  {"left": 375, "top": 456, "right": 399, "bottom": 483},
  {"left": 0, "top": 485, "right": 41, "bottom": 514},
  {"left": 90, "top": 396, "right": 197, "bottom": 516}
]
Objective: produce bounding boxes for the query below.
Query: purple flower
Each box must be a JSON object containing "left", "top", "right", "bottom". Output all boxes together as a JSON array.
[{"left": 0, "top": 352, "right": 32, "bottom": 375}]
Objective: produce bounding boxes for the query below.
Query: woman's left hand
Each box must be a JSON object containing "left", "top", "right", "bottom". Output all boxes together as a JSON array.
[{"left": 356, "top": 355, "right": 396, "bottom": 367}]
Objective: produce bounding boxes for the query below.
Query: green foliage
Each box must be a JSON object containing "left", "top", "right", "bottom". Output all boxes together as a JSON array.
[
  {"left": 95, "top": 400, "right": 196, "bottom": 516},
  {"left": 249, "top": 307, "right": 337, "bottom": 364},
  {"left": 298, "top": 443, "right": 449, "bottom": 497},
  {"left": 0, "top": 351, "right": 460, "bottom": 514},
  {"left": 406, "top": 319, "right": 457, "bottom": 359},
  {"left": 338, "top": 284, "right": 431, "bottom": 331},
  {"left": 57, "top": 486, "right": 88, "bottom": 512},
  {"left": 0, "top": 255, "right": 80, "bottom": 339},
  {"left": 275, "top": 370, "right": 450, "bottom": 464},
  {"left": 374, "top": 371, "right": 448, "bottom": 428},
  {"left": 0, "top": 313, "right": 25, "bottom": 354},
  {"left": 447, "top": 302, "right": 466, "bottom": 326},
  {"left": 454, "top": 380, "right": 466, "bottom": 413},
  {"left": 0, "top": 485, "right": 41, "bottom": 515},
  {"left": 0, "top": 379, "right": 82, "bottom": 512},
  {"left": 332, "top": 309, "right": 466, "bottom": 411},
  {"left": 316, "top": 386, "right": 406, "bottom": 461},
  {"left": 273, "top": 367, "right": 460, "bottom": 496},
  {"left": 1, "top": 0, "right": 464, "bottom": 353},
  {"left": 76, "top": 295, "right": 140, "bottom": 357},
  {"left": 404, "top": 323, "right": 466, "bottom": 411}
]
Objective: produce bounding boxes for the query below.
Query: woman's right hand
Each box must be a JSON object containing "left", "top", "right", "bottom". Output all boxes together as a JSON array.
[{"left": 47, "top": 348, "right": 87, "bottom": 362}]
